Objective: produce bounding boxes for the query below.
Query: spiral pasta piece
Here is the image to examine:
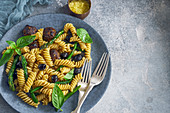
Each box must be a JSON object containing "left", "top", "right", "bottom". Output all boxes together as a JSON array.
[
  {"left": 56, "top": 32, "right": 68, "bottom": 41},
  {"left": 74, "top": 57, "right": 85, "bottom": 68},
  {"left": 23, "top": 53, "right": 36, "bottom": 63},
  {"left": 70, "top": 73, "right": 83, "bottom": 92},
  {"left": 41, "top": 97, "right": 49, "bottom": 105},
  {"left": 5, "top": 56, "right": 14, "bottom": 74},
  {"left": 17, "top": 92, "right": 40, "bottom": 108},
  {"left": 28, "top": 62, "right": 34, "bottom": 68},
  {"left": 36, "top": 94, "right": 46, "bottom": 101},
  {"left": 43, "top": 48, "right": 53, "bottom": 67},
  {"left": 55, "top": 40, "right": 66, "bottom": 52},
  {"left": 70, "top": 36, "right": 87, "bottom": 51},
  {"left": 24, "top": 72, "right": 37, "bottom": 93},
  {"left": 64, "top": 23, "right": 77, "bottom": 36},
  {"left": 60, "top": 67, "right": 71, "bottom": 74},
  {"left": 49, "top": 44, "right": 59, "bottom": 50},
  {"left": 36, "top": 71, "right": 44, "bottom": 80},
  {"left": 40, "top": 87, "right": 52, "bottom": 96},
  {"left": 42, "top": 74, "right": 48, "bottom": 81},
  {"left": 21, "top": 46, "right": 30, "bottom": 54},
  {"left": 34, "top": 80, "right": 52, "bottom": 88},
  {"left": 85, "top": 43, "right": 92, "bottom": 60},
  {"left": 72, "top": 50, "right": 82, "bottom": 56},
  {"left": 30, "top": 48, "right": 41, "bottom": 55},
  {"left": 17, "top": 69, "right": 25, "bottom": 91},
  {"left": 54, "top": 59, "right": 75, "bottom": 68},
  {"left": 26, "top": 66, "right": 32, "bottom": 74},
  {"left": 45, "top": 68, "right": 55, "bottom": 75},
  {"left": 58, "top": 84, "right": 71, "bottom": 90},
  {"left": 33, "top": 63, "right": 39, "bottom": 73}
]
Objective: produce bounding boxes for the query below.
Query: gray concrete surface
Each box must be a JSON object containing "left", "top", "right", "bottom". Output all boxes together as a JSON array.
[{"left": 0, "top": 0, "right": 170, "bottom": 113}]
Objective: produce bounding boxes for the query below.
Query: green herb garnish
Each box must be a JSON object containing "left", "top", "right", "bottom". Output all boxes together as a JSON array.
[
  {"left": 0, "top": 35, "right": 36, "bottom": 66},
  {"left": 77, "top": 28, "right": 93, "bottom": 43},
  {"left": 52, "top": 83, "right": 65, "bottom": 112},
  {"left": 64, "top": 69, "right": 74, "bottom": 80}
]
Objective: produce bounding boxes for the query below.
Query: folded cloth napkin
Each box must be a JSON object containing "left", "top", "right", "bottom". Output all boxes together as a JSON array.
[{"left": 0, "top": 0, "right": 50, "bottom": 40}]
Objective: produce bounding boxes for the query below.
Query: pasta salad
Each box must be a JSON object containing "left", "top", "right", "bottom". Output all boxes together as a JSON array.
[{"left": 0, "top": 23, "right": 93, "bottom": 111}]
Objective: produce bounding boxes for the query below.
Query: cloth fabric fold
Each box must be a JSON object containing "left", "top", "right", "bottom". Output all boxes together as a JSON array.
[{"left": 0, "top": 0, "right": 50, "bottom": 40}]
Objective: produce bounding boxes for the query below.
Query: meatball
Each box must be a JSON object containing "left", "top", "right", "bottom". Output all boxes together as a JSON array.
[
  {"left": 43, "top": 27, "right": 56, "bottom": 42},
  {"left": 28, "top": 40, "right": 39, "bottom": 50},
  {"left": 50, "top": 49, "right": 60, "bottom": 62},
  {"left": 23, "top": 25, "right": 37, "bottom": 36}
]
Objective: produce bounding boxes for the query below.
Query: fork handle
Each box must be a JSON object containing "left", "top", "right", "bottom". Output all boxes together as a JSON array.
[{"left": 72, "top": 84, "right": 94, "bottom": 113}]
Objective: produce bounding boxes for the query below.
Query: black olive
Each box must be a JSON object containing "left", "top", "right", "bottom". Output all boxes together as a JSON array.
[
  {"left": 74, "top": 68, "right": 82, "bottom": 75},
  {"left": 38, "top": 64, "right": 46, "bottom": 70},
  {"left": 16, "top": 61, "right": 22, "bottom": 69},
  {"left": 51, "top": 75, "right": 58, "bottom": 83},
  {"left": 73, "top": 54, "right": 82, "bottom": 61},
  {"left": 13, "top": 70, "right": 17, "bottom": 80},
  {"left": 60, "top": 52, "right": 69, "bottom": 59}
]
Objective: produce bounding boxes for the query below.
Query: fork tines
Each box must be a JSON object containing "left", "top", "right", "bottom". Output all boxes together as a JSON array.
[{"left": 81, "top": 59, "right": 92, "bottom": 83}]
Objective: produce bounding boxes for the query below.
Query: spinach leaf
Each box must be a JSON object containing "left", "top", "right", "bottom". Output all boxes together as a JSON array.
[
  {"left": 15, "top": 48, "right": 21, "bottom": 55},
  {"left": 16, "top": 35, "right": 36, "bottom": 48},
  {"left": 0, "top": 49, "right": 14, "bottom": 66},
  {"left": 6, "top": 41, "right": 16, "bottom": 49},
  {"left": 52, "top": 83, "right": 64, "bottom": 111},
  {"left": 64, "top": 69, "right": 74, "bottom": 80},
  {"left": 77, "top": 28, "right": 93, "bottom": 43}
]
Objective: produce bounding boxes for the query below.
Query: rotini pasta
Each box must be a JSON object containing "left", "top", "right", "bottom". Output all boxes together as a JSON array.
[
  {"left": 5, "top": 56, "right": 14, "bottom": 74},
  {"left": 43, "top": 48, "right": 53, "bottom": 67},
  {"left": 64, "top": 23, "right": 77, "bottom": 36},
  {"left": 70, "top": 36, "right": 87, "bottom": 51},
  {"left": 23, "top": 53, "right": 36, "bottom": 63},
  {"left": 17, "top": 69, "right": 25, "bottom": 91},
  {"left": 54, "top": 59, "right": 75, "bottom": 68},
  {"left": 21, "top": 46, "right": 30, "bottom": 54},
  {"left": 24, "top": 71, "right": 37, "bottom": 93},
  {"left": 36, "top": 94, "right": 46, "bottom": 101},
  {"left": 70, "top": 73, "right": 83, "bottom": 92},
  {"left": 17, "top": 92, "right": 40, "bottom": 108},
  {"left": 60, "top": 67, "right": 71, "bottom": 74},
  {"left": 85, "top": 43, "right": 92, "bottom": 60}
]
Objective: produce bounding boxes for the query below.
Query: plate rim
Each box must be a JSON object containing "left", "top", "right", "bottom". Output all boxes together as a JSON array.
[{"left": 0, "top": 13, "right": 112, "bottom": 113}]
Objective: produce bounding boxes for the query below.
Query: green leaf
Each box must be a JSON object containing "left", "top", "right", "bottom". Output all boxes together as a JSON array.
[
  {"left": 64, "top": 69, "right": 74, "bottom": 80},
  {"left": 16, "top": 35, "right": 36, "bottom": 48},
  {"left": 15, "top": 48, "right": 21, "bottom": 55},
  {"left": 6, "top": 41, "right": 16, "bottom": 49},
  {"left": 52, "top": 83, "right": 64, "bottom": 111},
  {"left": 77, "top": 28, "right": 93, "bottom": 43},
  {"left": 0, "top": 49, "right": 14, "bottom": 66}
]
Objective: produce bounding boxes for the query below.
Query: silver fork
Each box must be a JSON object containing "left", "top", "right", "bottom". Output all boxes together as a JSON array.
[
  {"left": 78, "top": 59, "right": 92, "bottom": 103},
  {"left": 72, "top": 52, "right": 110, "bottom": 113}
]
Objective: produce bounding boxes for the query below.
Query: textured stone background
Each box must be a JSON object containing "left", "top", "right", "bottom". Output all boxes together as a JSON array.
[{"left": 0, "top": 0, "right": 170, "bottom": 113}]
